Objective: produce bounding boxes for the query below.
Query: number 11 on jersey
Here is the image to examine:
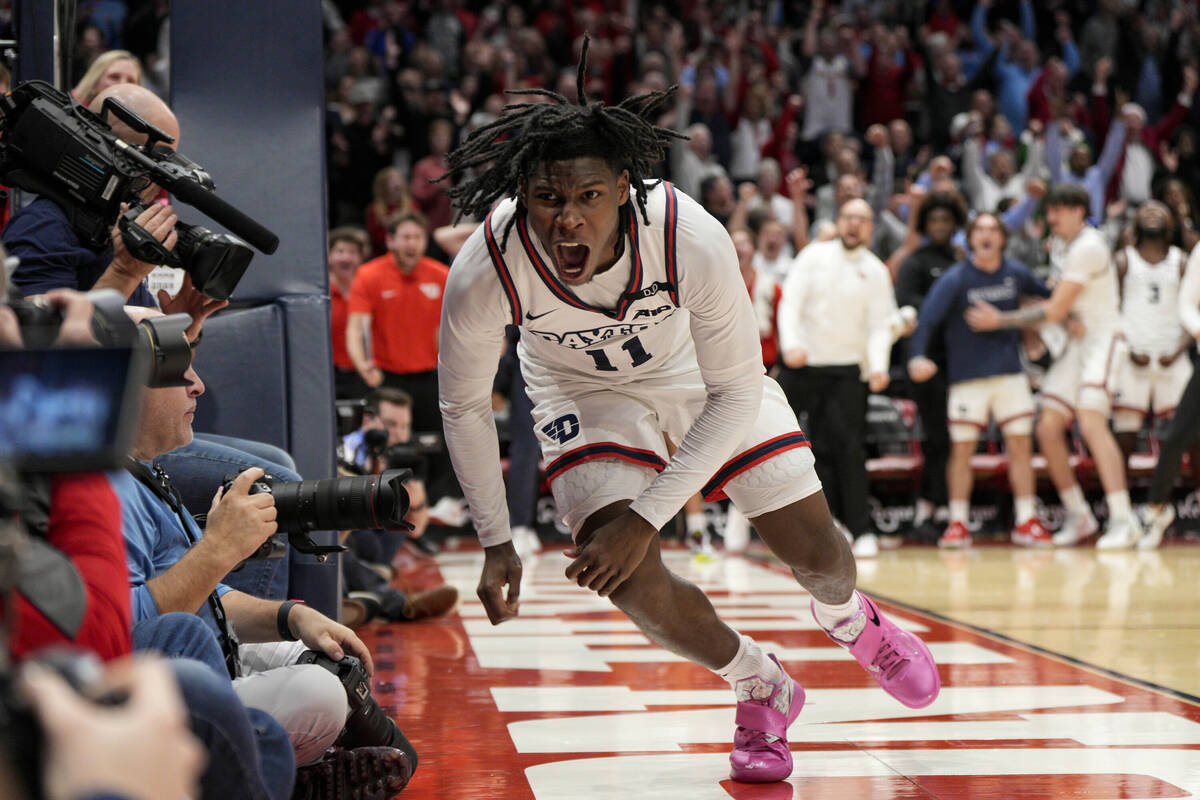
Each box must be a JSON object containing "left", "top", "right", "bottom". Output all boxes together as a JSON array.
[{"left": 585, "top": 335, "right": 654, "bottom": 371}]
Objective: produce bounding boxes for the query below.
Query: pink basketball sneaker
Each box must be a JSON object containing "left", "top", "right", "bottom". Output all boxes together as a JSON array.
[
  {"left": 729, "top": 654, "right": 805, "bottom": 783},
  {"left": 815, "top": 593, "right": 940, "bottom": 709}
]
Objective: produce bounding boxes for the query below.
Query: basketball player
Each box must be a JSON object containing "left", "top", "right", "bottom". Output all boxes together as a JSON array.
[
  {"left": 966, "top": 184, "right": 1144, "bottom": 548},
  {"left": 435, "top": 45, "right": 940, "bottom": 784},
  {"left": 1111, "top": 202, "right": 1193, "bottom": 480}
]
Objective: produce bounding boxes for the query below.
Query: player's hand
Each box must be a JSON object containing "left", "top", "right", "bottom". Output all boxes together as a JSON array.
[
  {"left": 908, "top": 357, "right": 938, "bottom": 383},
  {"left": 782, "top": 347, "right": 808, "bottom": 368},
  {"left": 1129, "top": 349, "right": 1151, "bottom": 367},
  {"left": 478, "top": 542, "right": 522, "bottom": 624},
  {"left": 868, "top": 371, "right": 890, "bottom": 393},
  {"left": 1065, "top": 317, "right": 1087, "bottom": 338},
  {"left": 964, "top": 301, "right": 1002, "bottom": 331},
  {"left": 564, "top": 509, "right": 657, "bottom": 597}
]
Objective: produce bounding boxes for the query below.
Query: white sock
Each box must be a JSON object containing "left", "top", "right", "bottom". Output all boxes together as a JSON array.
[
  {"left": 812, "top": 591, "right": 865, "bottom": 641},
  {"left": 1106, "top": 491, "right": 1132, "bottom": 520},
  {"left": 686, "top": 513, "right": 706, "bottom": 535},
  {"left": 1014, "top": 496, "right": 1036, "bottom": 524},
  {"left": 1060, "top": 484, "right": 1089, "bottom": 516},
  {"left": 716, "top": 634, "right": 778, "bottom": 684},
  {"left": 913, "top": 499, "right": 935, "bottom": 526},
  {"left": 724, "top": 505, "right": 750, "bottom": 552},
  {"left": 716, "top": 635, "right": 789, "bottom": 717},
  {"left": 949, "top": 500, "right": 969, "bottom": 524}
]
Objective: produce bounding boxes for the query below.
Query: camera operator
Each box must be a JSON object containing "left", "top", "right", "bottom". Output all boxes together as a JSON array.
[
  {"left": 113, "top": 309, "right": 416, "bottom": 791},
  {"left": 1, "top": 274, "right": 297, "bottom": 800},
  {"left": 2, "top": 81, "right": 307, "bottom": 602},
  {"left": 4, "top": 83, "right": 181, "bottom": 310},
  {"left": 339, "top": 388, "right": 457, "bottom": 625}
]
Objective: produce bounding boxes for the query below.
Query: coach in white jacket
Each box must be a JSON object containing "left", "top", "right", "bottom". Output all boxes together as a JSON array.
[{"left": 778, "top": 198, "right": 902, "bottom": 557}]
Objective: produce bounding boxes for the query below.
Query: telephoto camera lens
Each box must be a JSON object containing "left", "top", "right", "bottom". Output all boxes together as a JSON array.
[{"left": 269, "top": 468, "right": 411, "bottom": 532}]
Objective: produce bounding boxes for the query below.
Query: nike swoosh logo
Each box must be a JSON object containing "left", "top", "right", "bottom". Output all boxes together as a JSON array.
[
  {"left": 865, "top": 599, "right": 880, "bottom": 626},
  {"left": 525, "top": 309, "right": 554, "bottom": 320}
]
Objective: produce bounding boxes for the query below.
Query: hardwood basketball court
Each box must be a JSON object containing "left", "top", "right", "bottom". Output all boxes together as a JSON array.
[{"left": 365, "top": 542, "right": 1200, "bottom": 799}]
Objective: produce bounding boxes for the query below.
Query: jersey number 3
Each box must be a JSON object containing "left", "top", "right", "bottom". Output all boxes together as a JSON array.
[{"left": 585, "top": 335, "right": 653, "bottom": 371}]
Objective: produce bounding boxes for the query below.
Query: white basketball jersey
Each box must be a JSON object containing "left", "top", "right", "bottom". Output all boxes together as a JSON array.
[
  {"left": 481, "top": 183, "right": 698, "bottom": 389},
  {"left": 1050, "top": 226, "right": 1120, "bottom": 336},
  {"left": 1121, "top": 245, "right": 1185, "bottom": 354}
]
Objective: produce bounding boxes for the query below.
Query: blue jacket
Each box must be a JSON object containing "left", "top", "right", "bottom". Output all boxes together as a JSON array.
[{"left": 909, "top": 258, "right": 1051, "bottom": 385}]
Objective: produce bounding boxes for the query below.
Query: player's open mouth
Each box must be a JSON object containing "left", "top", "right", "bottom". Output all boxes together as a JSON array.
[{"left": 554, "top": 242, "right": 590, "bottom": 280}]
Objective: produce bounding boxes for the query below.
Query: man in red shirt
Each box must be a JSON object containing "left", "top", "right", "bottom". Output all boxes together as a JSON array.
[
  {"left": 346, "top": 210, "right": 449, "bottom": 435},
  {"left": 328, "top": 226, "right": 370, "bottom": 399}
]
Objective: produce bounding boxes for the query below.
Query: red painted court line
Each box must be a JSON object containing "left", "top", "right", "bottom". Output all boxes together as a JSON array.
[{"left": 362, "top": 547, "right": 1200, "bottom": 799}]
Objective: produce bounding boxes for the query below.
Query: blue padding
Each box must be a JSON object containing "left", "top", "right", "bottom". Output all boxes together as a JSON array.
[
  {"left": 15, "top": 0, "right": 54, "bottom": 85},
  {"left": 191, "top": 299, "right": 340, "bottom": 616},
  {"left": 278, "top": 295, "right": 341, "bottom": 617},
  {"left": 168, "top": 0, "right": 327, "bottom": 302},
  {"left": 191, "top": 304, "right": 290, "bottom": 448}
]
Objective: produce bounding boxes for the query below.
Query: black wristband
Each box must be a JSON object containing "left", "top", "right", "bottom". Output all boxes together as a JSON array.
[{"left": 277, "top": 600, "right": 303, "bottom": 641}]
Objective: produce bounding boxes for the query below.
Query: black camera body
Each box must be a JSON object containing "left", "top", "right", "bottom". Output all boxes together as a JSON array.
[
  {"left": 0, "top": 80, "right": 279, "bottom": 300},
  {"left": 297, "top": 650, "right": 411, "bottom": 756},
  {"left": 119, "top": 203, "right": 255, "bottom": 302},
  {"left": 3, "top": 286, "right": 193, "bottom": 387},
  {"left": 217, "top": 468, "right": 414, "bottom": 561},
  {"left": 358, "top": 429, "right": 442, "bottom": 483}
]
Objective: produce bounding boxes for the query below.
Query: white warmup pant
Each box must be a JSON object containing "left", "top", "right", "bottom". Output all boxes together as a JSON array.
[{"left": 234, "top": 641, "right": 349, "bottom": 766}]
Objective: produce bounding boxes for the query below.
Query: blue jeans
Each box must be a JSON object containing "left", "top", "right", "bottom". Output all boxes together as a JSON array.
[
  {"left": 156, "top": 433, "right": 300, "bottom": 600},
  {"left": 347, "top": 528, "right": 404, "bottom": 566},
  {"left": 136, "top": 614, "right": 295, "bottom": 800}
]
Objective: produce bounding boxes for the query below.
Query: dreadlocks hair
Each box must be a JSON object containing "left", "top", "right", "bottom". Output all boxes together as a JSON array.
[{"left": 436, "top": 36, "right": 687, "bottom": 249}]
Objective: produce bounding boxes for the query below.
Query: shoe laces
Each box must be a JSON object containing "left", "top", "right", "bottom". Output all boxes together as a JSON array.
[
  {"left": 737, "top": 726, "right": 782, "bottom": 749},
  {"left": 871, "top": 639, "right": 909, "bottom": 679}
]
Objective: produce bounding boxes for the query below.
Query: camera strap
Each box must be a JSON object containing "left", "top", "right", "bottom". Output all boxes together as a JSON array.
[{"left": 125, "top": 459, "right": 242, "bottom": 680}]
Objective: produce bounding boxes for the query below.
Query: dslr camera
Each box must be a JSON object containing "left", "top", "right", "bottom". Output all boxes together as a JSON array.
[
  {"left": 216, "top": 468, "right": 414, "bottom": 561},
  {"left": 0, "top": 80, "right": 279, "bottom": 300}
]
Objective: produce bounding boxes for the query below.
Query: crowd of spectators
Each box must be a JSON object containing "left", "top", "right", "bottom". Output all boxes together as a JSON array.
[{"left": 319, "top": 0, "right": 1200, "bottom": 551}]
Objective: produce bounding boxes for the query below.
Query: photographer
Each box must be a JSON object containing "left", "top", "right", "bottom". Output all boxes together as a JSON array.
[
  {"left": 1, "top": 277, "right": 295, "bottom": 800},
  {"left": 339, "top": 388, "right": 457, "bottom": 625},
  {"left": 113, "top": 309, "right": 415, "bottom": 790}
]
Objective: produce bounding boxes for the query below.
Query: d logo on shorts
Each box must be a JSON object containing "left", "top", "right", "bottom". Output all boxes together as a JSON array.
[{"left": 542, "top": 414, "right": 581, "bottom": 444}]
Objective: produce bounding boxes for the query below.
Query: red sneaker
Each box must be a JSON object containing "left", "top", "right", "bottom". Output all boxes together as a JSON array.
[
  {"left": 1012, "top": 518, "right": 1052, "bottom": 547},
  {"left": 938, "top": 520, "right": 972, "bottom": 549}
]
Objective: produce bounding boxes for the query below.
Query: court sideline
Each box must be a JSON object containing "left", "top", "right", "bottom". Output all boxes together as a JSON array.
[{"left": 363, "top": 543, "right": 1200, "bottom": 799}]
